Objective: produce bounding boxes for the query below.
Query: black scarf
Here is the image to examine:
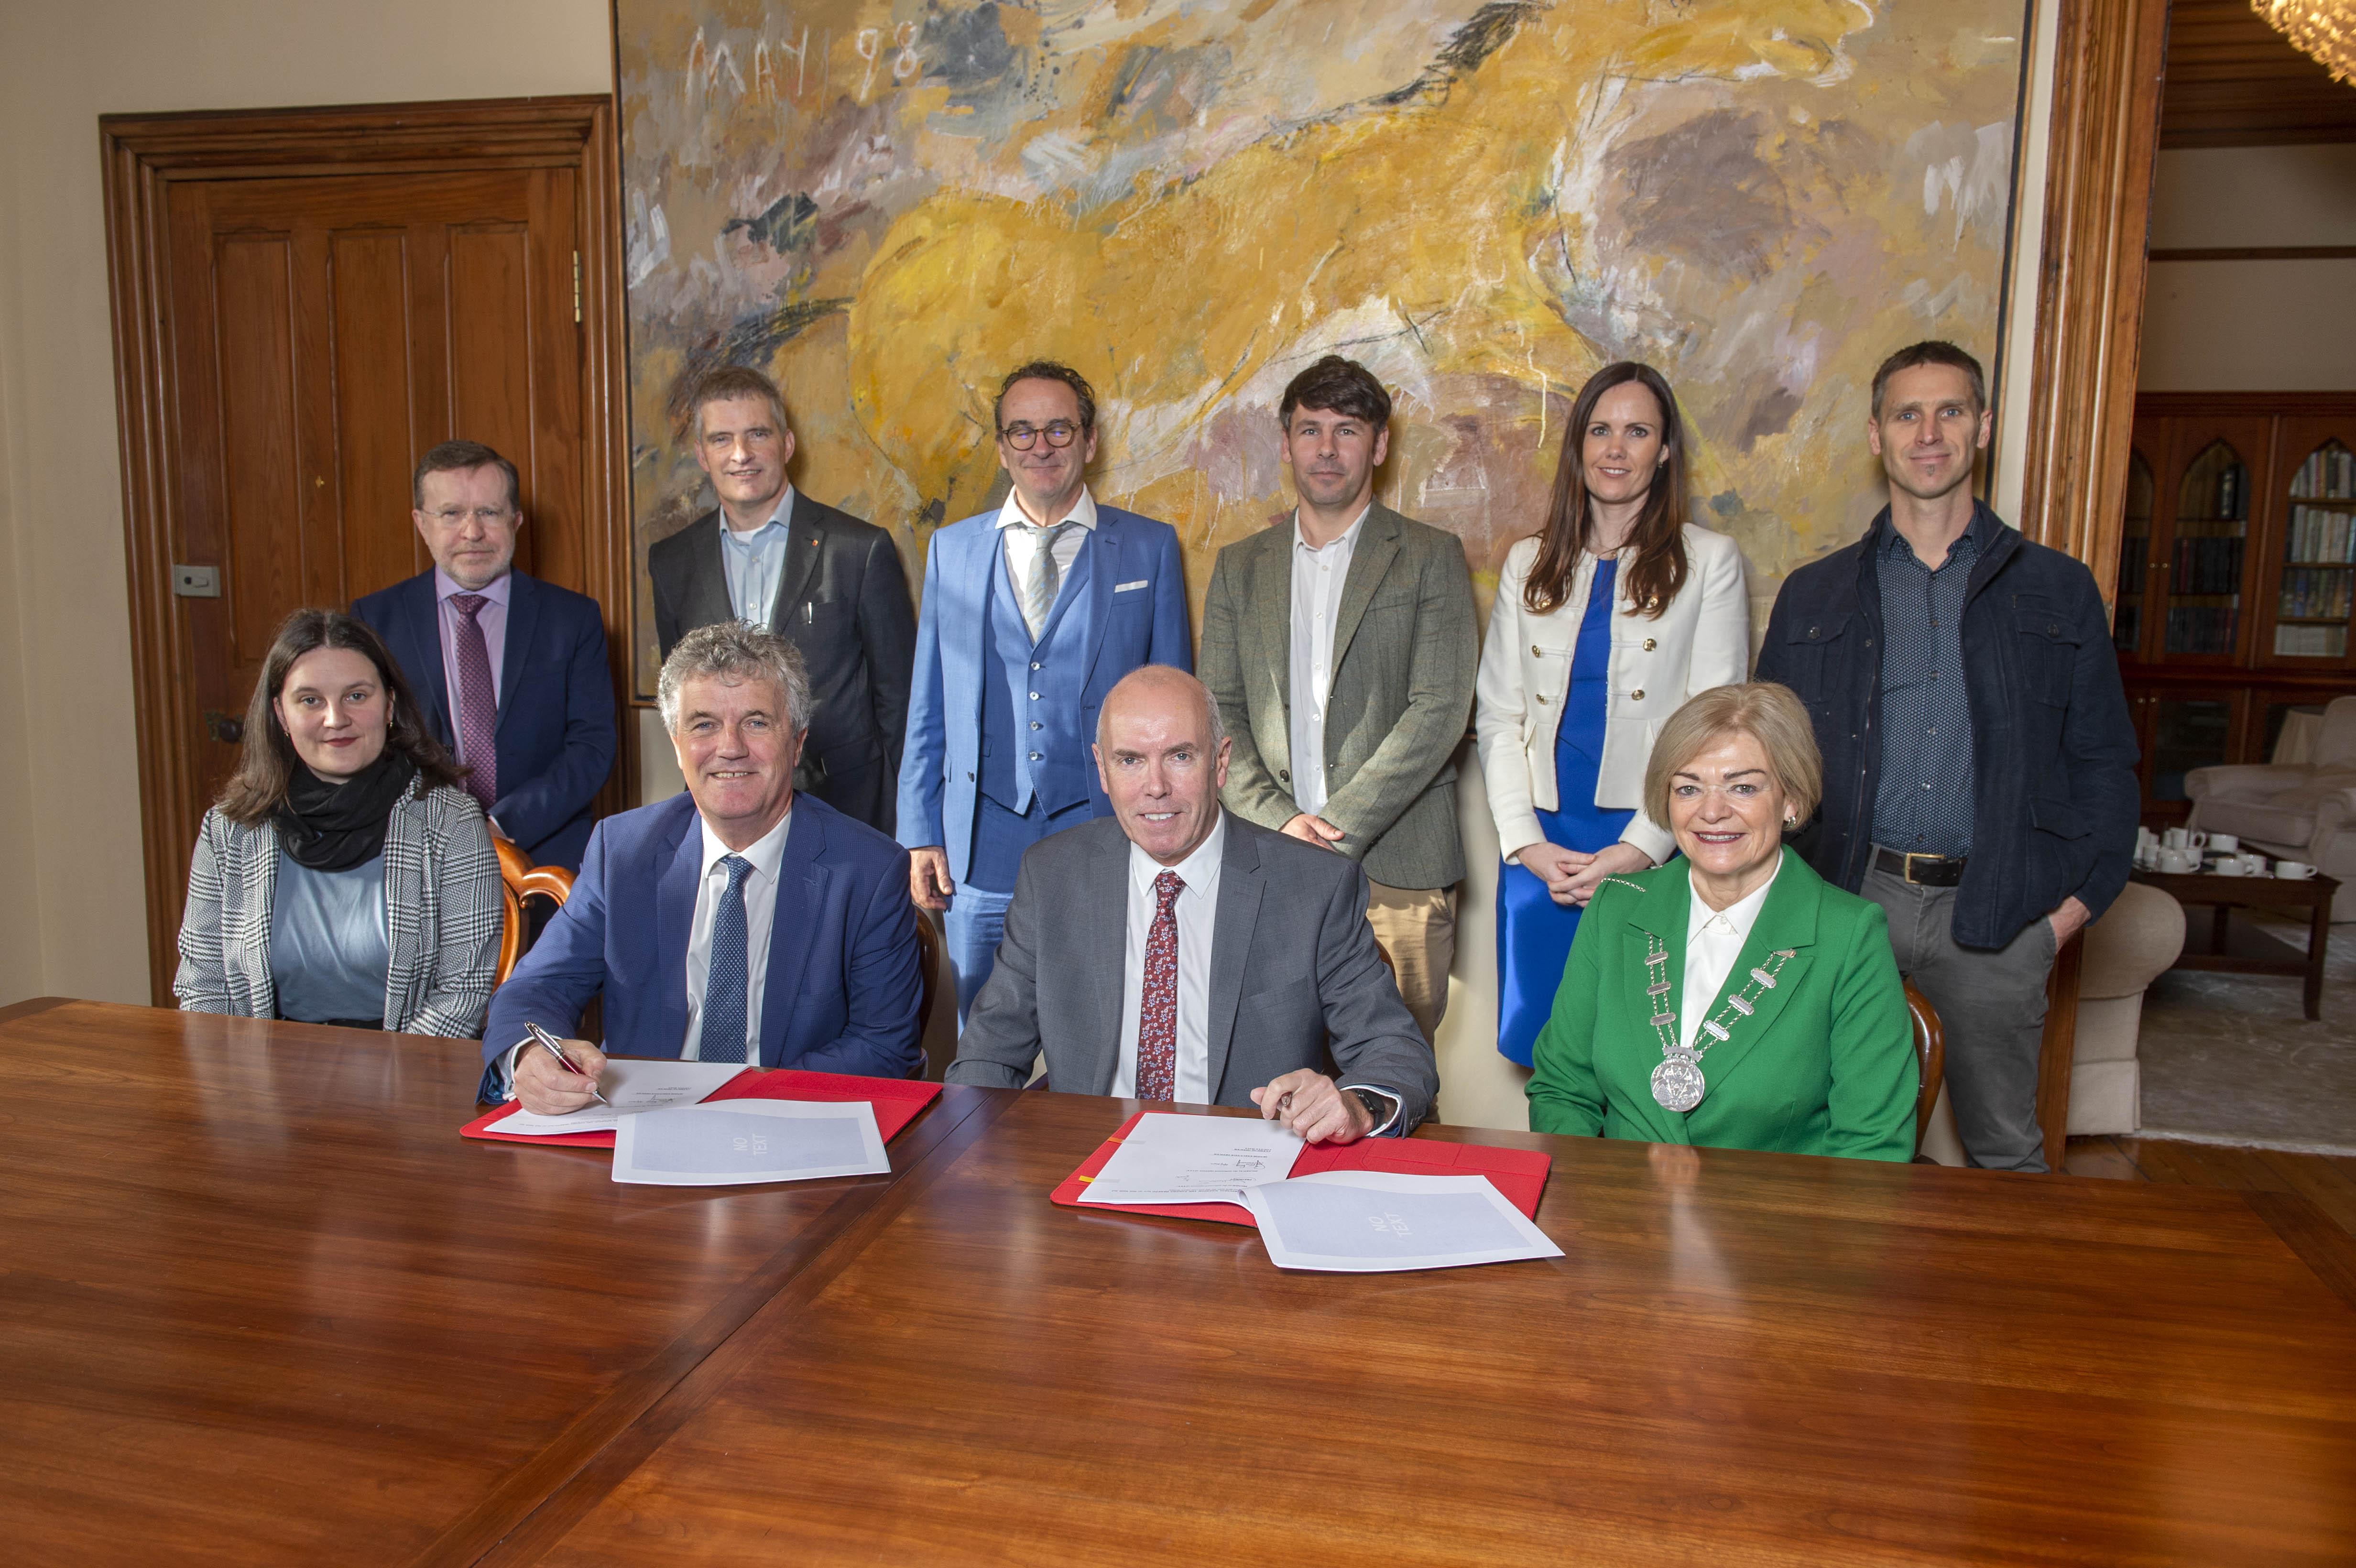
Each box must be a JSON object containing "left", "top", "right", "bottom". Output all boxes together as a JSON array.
[{"left": 273, "top": 751, "right": 418, "bottom": 871}]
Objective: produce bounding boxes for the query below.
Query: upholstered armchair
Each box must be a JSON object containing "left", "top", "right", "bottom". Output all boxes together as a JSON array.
[
  {"left": 2068, "top": 881, "right": 2184, "bottom": 1137},
  {"left": 2187, "top": 695, "right": 2356, "bottom": 921}
]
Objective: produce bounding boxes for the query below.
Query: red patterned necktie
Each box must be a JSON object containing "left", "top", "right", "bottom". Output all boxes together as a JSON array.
[
  {"left": 1134, "top": 870, "right": 1184, "bottom": 1101},
  {"left": 450, "top": 593, "right": 498, "bottom": 814}
]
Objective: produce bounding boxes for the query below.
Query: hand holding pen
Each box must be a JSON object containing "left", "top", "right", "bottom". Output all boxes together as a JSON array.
[{"left": 513, "top": 1021, "right": 611, "bottom": 1115}]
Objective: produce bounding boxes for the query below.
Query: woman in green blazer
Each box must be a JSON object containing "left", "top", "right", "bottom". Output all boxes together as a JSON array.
[{"left": 1526, "top": 683, "right": 1918, "bottom": 1161}]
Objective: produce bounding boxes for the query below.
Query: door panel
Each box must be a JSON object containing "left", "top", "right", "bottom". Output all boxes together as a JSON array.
[{"left": 160, "top": 164, "right": 588, "bottom": 918}]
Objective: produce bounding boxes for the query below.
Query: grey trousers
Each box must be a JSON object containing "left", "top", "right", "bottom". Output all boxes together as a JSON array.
[{"left": 1861, "top": 866, "right": 2058, "bottom": 1173}]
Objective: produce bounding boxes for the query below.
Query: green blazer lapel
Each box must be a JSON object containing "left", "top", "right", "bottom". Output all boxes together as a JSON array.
[
  {"left": 1689, "top": 854, "right": 1823, "bottom": 1098},
  {"left": 1330, "top": 505, "right": 1401, "bottom": 673},
  {"left": 1621, "top": 865, "right": 1692, "bottom": 1022},
  {"left": 1251, "top": 525, "right": 1293, "bottom": 730}
]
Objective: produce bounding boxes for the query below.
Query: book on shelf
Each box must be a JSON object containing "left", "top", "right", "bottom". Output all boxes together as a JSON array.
[
  {"left": 2164, "top": 604, "right": 2239, "bottom": 656},
  {"left": 2291, "top": 446, "right": 2355, "bottom": 502},
  {"left": 2287, "top": 504, "right": 2356, "bottom": 564},
  {"left": 2275, "top": 623, "right": 2348, "bottom": 658}
]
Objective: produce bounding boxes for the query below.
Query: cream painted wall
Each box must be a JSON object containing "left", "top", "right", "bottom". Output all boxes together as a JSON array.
[
  {"left": 2139, "top": 145, "right": 2356, "bottom": 393},
  {"left": 0, "top": 0, "right": 612, "bottom": 1009}
]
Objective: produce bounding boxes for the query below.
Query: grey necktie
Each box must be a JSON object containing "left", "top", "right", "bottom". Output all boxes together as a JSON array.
[{"left": 1022, "top": 522, "right": 1075, "bottom": 640}]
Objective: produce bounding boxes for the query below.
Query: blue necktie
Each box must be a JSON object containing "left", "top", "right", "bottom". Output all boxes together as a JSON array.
[{"left": 699, "top": 854, "right": 753, "bottom": 1065}]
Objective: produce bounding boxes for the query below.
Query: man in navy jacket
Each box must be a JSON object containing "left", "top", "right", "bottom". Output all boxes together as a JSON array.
[
  {"left": 486, "top": 623, "right": 922, "bottom": 1108},
  {"left": 355, "top": 440, "right": 616, "bottom": 871},
  {"left": 1754, "top": 342, "right": 2137, "bottom": 1172}
]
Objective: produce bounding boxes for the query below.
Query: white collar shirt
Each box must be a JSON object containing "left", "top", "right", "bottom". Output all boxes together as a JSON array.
[
  {"left": 1287, "top": 505, "right": 1369, "bottom": 818},
  {"left": 1680, "top": 850, "right": 1783, "bottom": 1055},
  {"left": 1112, "top": 810, "right": 1227, "bottom": 1104},
  {"left": 719, "top": 486, "right": 797, "bottom": 627},
  {"left": 681, "top": 803, "right": 795, "bottom": 1062},
  {"left": 995, "top": 484, "right": 1097, "bottom": 608}
]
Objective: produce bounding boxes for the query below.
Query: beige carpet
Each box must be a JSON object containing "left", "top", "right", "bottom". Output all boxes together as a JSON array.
[{"left": 2135, "top": 912, "right": 2356, "bottom": 1155}]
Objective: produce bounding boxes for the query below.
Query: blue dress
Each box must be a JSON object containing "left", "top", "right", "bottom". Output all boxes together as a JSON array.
[{"left": 1497, "top": 560, "right": 1636, "bottom": 1066}]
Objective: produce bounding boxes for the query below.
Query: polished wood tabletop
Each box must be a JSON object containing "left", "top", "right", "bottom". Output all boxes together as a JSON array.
[{"left": 7, "top": 1001, "right": 2355, "bottom": 1566}]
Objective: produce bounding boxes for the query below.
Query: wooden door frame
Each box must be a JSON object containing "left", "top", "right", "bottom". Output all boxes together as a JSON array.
[
  {"left": 2010, "top": 0, "right": 2171, "bottom": 1166},
  {"left": 103, "top": 96, "right": 631, "bottom": 1006}
]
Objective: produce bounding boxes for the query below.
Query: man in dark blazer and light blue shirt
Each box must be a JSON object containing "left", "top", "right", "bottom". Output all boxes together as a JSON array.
[
  {"left": 950, "top": 666, "right": 1436, "bottom": 1142},
  {"left": 899, "top": 361, "right": 1192, "bottom": 1023},
  {"left": 488, "top": 623, "right": 923, "bottom": 1111},
  {"left": 354, "top": 440, "right": 617, "bottom": 871},
  {"left": 649, "top": 365, "right": 915, "bottom": 832}
]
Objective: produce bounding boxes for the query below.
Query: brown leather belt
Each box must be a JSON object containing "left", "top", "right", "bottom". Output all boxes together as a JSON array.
[{"left": 1873, "top": 846, "right": 1967, "bottom": 887}]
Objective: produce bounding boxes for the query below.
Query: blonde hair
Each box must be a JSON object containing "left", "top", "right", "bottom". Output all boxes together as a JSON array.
[{"left": 1642, "top": 683, "right": 1823, "bottom": 830}]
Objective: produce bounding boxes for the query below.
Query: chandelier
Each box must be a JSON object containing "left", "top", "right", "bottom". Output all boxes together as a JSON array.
[{"left": 2254, "top": 1, "right": 2356, "bottom": 85}]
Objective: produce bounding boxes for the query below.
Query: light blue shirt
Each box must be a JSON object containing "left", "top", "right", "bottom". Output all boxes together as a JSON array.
[
  {"left": 720, "top": 487, "right": 796, "bottom": 627},
  {"left": 269, "top": 853, "right": 391, "bottom": 1024}
]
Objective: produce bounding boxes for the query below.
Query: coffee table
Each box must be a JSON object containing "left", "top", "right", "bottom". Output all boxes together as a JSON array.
[{"left": 2130, "top": 865, "right": 2338, "bottom": 1020}]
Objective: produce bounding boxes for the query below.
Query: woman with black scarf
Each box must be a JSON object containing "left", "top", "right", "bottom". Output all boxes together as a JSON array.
[{"left": 174, "top": 610, "right": 502, "bottom": 1036}]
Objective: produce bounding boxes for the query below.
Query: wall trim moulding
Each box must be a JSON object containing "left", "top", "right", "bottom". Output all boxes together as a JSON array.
[
  {"left": 2148, "top": 245, "right": 2356, "bottom": 262},
  {"left": 101, "top": 96, "right": 631, "bottom": 1006}
]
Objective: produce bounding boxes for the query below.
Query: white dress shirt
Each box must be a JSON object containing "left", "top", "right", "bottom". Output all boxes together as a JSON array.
[
  {"left": 681, "top": 805, "right": 795, "bottom": 1061},
  {"left": 1287, "top": 505, "right": 1368, "bottom": 818},
  {"left": 995, "top": 484, "right": 1097, "bottom": 608},
  {"left": 720, "top": 486, "right": 797, "bottom": 627},
  {"left": 1680, "top": 851, "right": 1783, "bottom": 1054},
  {"left": 1112, "top": 811, "right": 1226, "bottom": 1103}
]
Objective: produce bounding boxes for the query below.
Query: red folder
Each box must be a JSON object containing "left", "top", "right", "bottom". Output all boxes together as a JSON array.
[
  {"left": 459, "top": 1067, "right": 941, "bottom": 1148},
  {"left": 1049, "top": 1111, "right": 1551, "bottom": 1228}
]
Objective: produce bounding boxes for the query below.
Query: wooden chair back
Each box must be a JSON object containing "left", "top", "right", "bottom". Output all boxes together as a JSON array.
[
  {"left": 913, "top": 915, "right": 945, "bottom": 1078},
  {"left": 493, "top": 840, "right": 577, "bottom": 986},
  {"left": 1905, "top": 980, "right": 1946, "bottom": 1156}
]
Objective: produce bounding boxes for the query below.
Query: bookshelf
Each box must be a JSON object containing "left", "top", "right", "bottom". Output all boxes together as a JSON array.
[{"left": 2114, "top": 393, "right": 2356, "bottom": 823}]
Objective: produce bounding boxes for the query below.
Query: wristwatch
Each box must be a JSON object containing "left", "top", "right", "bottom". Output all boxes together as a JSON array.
[{"left": 1347, "top": 1086, "right": 1399, "bottom": 1133}]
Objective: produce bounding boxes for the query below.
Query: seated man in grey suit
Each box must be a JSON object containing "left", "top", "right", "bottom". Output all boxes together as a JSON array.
[{"left": 949, "top": 665, "right": 1437, "bottom": 1142}]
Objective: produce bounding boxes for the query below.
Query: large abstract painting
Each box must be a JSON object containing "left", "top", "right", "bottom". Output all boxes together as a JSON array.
[{"left": 617, "top": 0, "right": 2030, "bottom": 694}]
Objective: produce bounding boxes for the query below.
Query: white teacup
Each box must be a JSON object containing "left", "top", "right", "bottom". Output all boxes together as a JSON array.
[
  {"left": 2240, "top": 853, "right": 2270, "bottom": 875},
  {"left": 2163, "top": 827, "right": 2207, "bottom": 852},
  {"left": 2215, "top": 858, "right": 2247, "bottom": 876},
  {"left": 2158, "top": 848, "right": 2199, "bottom": 874},
  {"left": 2278, "top": 860, "right": 2316, "bottom": 880},
  {"left": 2208, "top": 833, "right": 2240, "bottom": 854}
]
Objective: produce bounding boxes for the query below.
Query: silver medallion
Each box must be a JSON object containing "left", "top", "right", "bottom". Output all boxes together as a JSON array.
[{"left": 1651, "top": 1055, "right": 1706, "bottom": 1113}]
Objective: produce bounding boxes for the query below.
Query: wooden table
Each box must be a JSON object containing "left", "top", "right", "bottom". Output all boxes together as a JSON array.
[
  {"left": 7, "top": 1000, "right": 2355, "bottom": 1565},
  {"left": 2131, "top": 866, "right": 2339, "bottom": 1019}
]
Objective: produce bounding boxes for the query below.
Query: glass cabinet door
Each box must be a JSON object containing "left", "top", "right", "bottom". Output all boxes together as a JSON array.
[
  {"left": 2149, "top": 691, "right": 2240, "bottom": 803},
  {"left": 2114, "top": 448, "right": 2154, "bottom": 656},
  {"left": 2161, "top": 436, "right": 2258, "bottom": 661},
  {"left": 2271, "top": 435, "right": 2356, "bottom": 663}
]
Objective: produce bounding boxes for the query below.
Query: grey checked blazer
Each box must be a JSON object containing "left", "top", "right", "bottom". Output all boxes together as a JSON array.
[
  {"left": 1198, "top": 503, "right": 1478, "bottom": 890},
  {"left": 174, "top": 783, "right": 502, "bottom": 1037},
  {"left": 947, "top": 814, "right": 1439, "bottom": 1127}
]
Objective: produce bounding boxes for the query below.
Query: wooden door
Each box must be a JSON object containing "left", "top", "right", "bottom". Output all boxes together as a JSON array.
[
  {"left": 106, "top": 100, "right": 628, "bottom": 1005},
  {"left": 165, "top": 168, "right": 584, "bottom": 817}
]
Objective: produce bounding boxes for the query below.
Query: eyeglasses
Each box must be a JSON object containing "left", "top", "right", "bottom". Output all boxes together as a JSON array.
[
  {"left": 998, "top": 421, "right": 1083, "bottom": 451},
  {"left": 425, "top": 507, "right": 516, "bottom": 527}
]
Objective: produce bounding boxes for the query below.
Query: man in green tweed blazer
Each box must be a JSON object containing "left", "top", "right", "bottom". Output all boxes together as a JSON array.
[
  {"left": 1198, "top": 356, "right": 1479, "bottom": 1042},
  {"left": 1526, "top": 850, "right": 1919, "bottom": 1161}
]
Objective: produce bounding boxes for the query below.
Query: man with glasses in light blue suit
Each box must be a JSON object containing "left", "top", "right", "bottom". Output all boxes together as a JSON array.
[{"left": 897, "top": 360, "right": 1192, "bottom": 1022}]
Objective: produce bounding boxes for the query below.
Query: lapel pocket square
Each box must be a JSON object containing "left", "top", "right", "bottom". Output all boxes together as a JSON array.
[{"left": 1114, "top": 579, "right": 1149, "bottom": 593}]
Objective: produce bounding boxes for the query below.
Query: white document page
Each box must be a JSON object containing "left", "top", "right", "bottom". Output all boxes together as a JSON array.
[
  {"left": 1241, "top": 1171, "right": 1564, "bottom": 1273},
  {"left": 488, "top": 1058, "right": 749, "bottom": 1137},
  {"left": 1077, "top": 1111, "right": 1304, "bottom": 1206},
  {"left": 611, "top": 1099, "right": 890, "bottom": 1187}
]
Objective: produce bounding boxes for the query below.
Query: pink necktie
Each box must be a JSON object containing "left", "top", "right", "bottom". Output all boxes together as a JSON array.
[
  {"left": 1135, "top": 871, "right": 1184, "bottom": 1101},
  {"left": 450, "top": 594, "right": 498, "bottom": 814}
]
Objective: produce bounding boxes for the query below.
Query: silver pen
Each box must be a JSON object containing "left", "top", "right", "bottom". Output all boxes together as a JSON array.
[{"left": 524, "top": 1020, "right": 610, "bottom": 1106}]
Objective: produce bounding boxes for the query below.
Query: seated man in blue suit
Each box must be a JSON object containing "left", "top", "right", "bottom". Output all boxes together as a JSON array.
[
  {"left": 354, "top": 440, "right": 617, "bottom": 871},
  {"left": 485, "top": 623, "right": 924, "bottom": 1110},
  {"left": 897, "top": 360, "right": 1192, "bottom": 1022}
]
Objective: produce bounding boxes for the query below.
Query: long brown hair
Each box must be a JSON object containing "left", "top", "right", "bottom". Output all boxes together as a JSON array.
[
  {"left": 216, "top": 610, "right": 465, "bottom": 826},
  {"left": 1523, "top": 362, "right": 1692, "bottom": 619}
]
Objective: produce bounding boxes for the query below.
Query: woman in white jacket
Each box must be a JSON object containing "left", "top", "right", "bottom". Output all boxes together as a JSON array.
[{"left": 1474, "top": 362, "right": 1749, "bottom": 1065}]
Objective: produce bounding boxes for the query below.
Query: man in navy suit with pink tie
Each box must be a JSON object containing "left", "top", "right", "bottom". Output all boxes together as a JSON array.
[{"left": 354, "top": 440, "right": 616, "bottom": 871}]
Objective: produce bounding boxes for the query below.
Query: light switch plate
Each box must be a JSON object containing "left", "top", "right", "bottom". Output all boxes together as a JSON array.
[{"left": 173, "top": 564, "right": 221, "bottom": 598}]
